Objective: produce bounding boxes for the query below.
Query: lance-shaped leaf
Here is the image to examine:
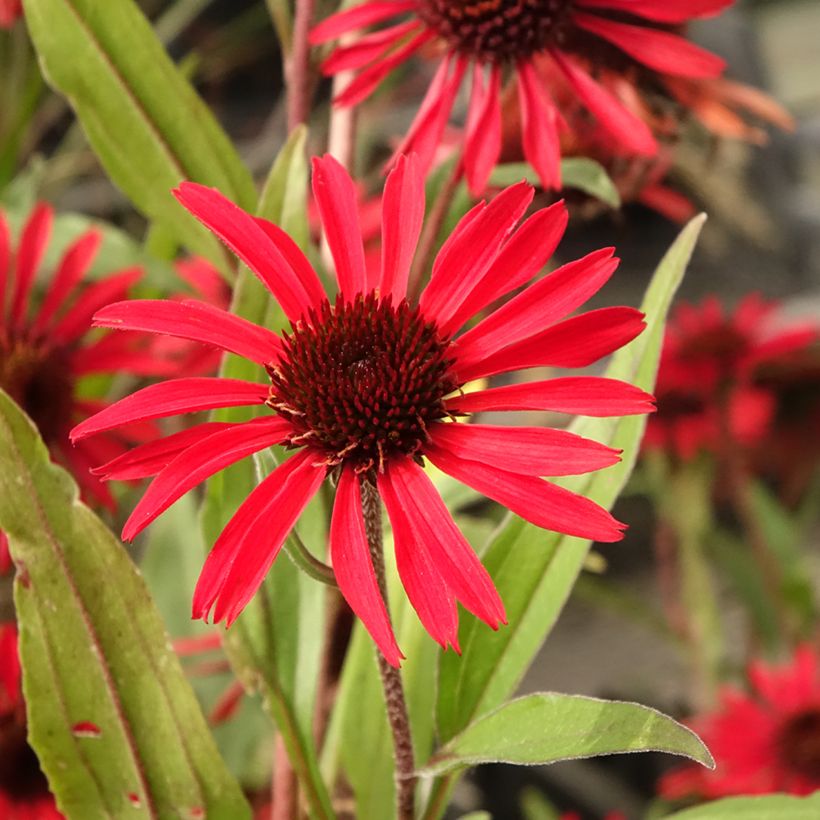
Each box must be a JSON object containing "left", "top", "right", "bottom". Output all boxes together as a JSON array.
[
  {"left": 666, "top": 792, "right": 820, "bottom": 819},
  {"left": 435, "top": 215, "right": 707, "bottom": 744},
  {"left": 199, "top": 127, "right": 335, "bottom": 819},
  {"left": 421, "top": 693, "right": 713, "bottom": 777},
  {"left": 22, "top": 0, "right": 256, "bottom": 267},
  {"left": 0, "top": 389, "right": 250, "bottom": 819}
]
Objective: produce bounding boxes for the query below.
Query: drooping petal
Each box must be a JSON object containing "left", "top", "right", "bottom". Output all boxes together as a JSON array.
[
  {"left": 444, "top": 201, "right": 568, "bottom": 334},
  {"left": 173, "top": 182, "right": 322, "bottom": 322},
  {"left": 196, "top": 450, "right": 326, "bottom": 625},
  {"left": 379, "top": 469, "right": 460, "bottom": 651},
  {"left": 550, "top": 50, "right": 657, "bottom": 155},
  {"left": 574, "top": 12, "right": 726, "bottom": 78},
  {"left": 464, "top": 64, "right": 502, "bottom": 196},
  {"left": 330, "top": 469, "right": 403, "bottom": 666},
  {"left": 32, "top": 229, "right": 102, "bottom": 334},
  {"left": 312, "top": 155, "right": 368, "bottom": 298},
  {"left": 70, "top": 378, "right": 268, "bottom": 442},
  {"left": 446, "top": 376, "right": 656, "bottom": 416},
  {"left": 71, "top": 334, "right": 178, "bottom": 378},
  {"left": 453, "top": 247, "right": 619, "bottom": 364},
  {"left": 321, "top": 20, "right": 419, "bottom": 74},
  {"left": 122, "top": 417, "right": 291, "bottom": 541},
  {"left": 430, "top": 422, "right": 622, "bottom": 476},
  {"left": 92, "top": 299, "right": 283, "bottom": 365},
  {"left": 379, "top": 153, "right": 425, "bottom": 302},
  {"left": 91, "top": 422, "right": 234, "bottom": 481},
  {"left": 382, "top": 458, "right": 506, "bottom": 628},
  {"left": 454, "top": 306, "right": 646, "bottom": 382},
  {"left": 0, "top": 211, "right": 10, "bottom": 316},
  {"left": 426, "top": 443, "right": 625, "bottom": 542},
  {"left": 516, "top": 61, "right": 561, "bottom": 190},
  {"left": 578, "top": 0, "right": 732, "bottom": 22},
  {"left": 421, "top": 181, "right": 534, "bottom": 333},
  {"left": 51, "top": 268, "right": 142, "bottom": 344},
  {"left": 310, "top": 0, "right": 416, "bottom": 44},
  {"left": 10, "top": 203, "right": 53, "bottom": 326}
]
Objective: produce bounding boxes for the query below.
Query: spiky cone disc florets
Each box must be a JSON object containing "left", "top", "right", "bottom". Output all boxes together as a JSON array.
[{"left": 72, "top": 154, "right": 654, "bottom": 666}]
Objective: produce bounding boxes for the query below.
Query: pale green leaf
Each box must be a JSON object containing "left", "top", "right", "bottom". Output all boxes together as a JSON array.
[
  {"left": 422, "top": 694, "right": 712, "bottom": 777},
  {"left": 22, "top": 0, "right": 256, "bottom": 267},
  {"left": 666, "top": 792, "right": 820, "bottom": 819},
  {"left": 0, "top": 390, "right": 250, "bottom": 819}
]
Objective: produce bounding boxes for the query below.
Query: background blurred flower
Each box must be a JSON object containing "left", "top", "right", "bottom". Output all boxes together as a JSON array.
[
  {"left": 0, "top": 623, "right": 62, "bottom": 820},
  {"left": 660, "top": 645, "right": 820, "bottom": 799},
  {"left": 0, "top": 0, "right": 22, "bottom": 29},
  {"left": 312, "top": 0, "right": 734, "bottom": 194},
  {"left": 71, "top": 154, "right": 654, "bottom": 664}
]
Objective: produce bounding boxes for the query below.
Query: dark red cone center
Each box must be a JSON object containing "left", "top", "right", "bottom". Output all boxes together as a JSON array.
[
  {"left": 777, "top": 707, "right": 820, "bottom": 782},
  {"left": 267, "top": 294, "right": 457, "bottom": 476}
]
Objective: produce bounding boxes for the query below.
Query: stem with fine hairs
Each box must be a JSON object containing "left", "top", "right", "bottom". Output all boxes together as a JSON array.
[{"left": 360, "top": 480, "right": 416, "bottom": 820}]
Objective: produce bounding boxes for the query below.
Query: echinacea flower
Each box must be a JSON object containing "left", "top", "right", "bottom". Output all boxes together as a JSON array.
[
  {"left": 0, "top": 204, "right": 168, "bottom": 571},
  {"left": 71, "top": 154, "right": 652, "bottom": 665},
  {"left": 311, "top": 0, "right": 733, "bottom": 194},
  {"left": 0, "top": 0, "right": 22, "bottom": 29},
  {"left": 0, "top": 623, "right": 63, "bottom": 820},
  {"left": 660, "top": 645, "right": 820, "bottom": 799},
  {"left": 644, "top": 294, "right": 818, "bottom": 461}
]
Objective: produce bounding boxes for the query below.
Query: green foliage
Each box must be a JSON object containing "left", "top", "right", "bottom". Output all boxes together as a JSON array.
[
  {"left": 22, "top": 0, "right": 256, "bottom": 267},
  {"left": 665, "top": 792, "right": 820, "bottom": 819},
  {"left": 0, "top": 390, "right": 250, "bottom": 819},
  {"left": 422, "top": 693, "right": 712, "bottom": 776},
  {"left": 435, "top": 215, "right": 708, "bottom": 747}
]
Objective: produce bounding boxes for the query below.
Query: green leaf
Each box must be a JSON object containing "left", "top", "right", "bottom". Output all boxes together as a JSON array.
[
  {"left": 200, "top": 129, "right": 335, "bottom": 819},
  {"left": 435, "top": 215, "right": 707, "bottom": 745},
  {"left": 422, "top": 693, "right": 712, "bottom": 777},
  {"left": 489, "top": 159, "right": 620, "bottom": 208},
  {"left": 665, "top": 792, "right": 820, "bottom": 819},
  {"left": 0, "top": 390, "right": 250, "bottom": 819},
  {"left": 22, "top": 0, "right": 256, "bottom": 267}
]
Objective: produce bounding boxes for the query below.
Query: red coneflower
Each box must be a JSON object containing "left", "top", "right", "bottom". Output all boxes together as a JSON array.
[
  {"left": 311, "top": 0, "right": 732, "bottom": 194},
  {"left": 71, "top": 154, "right": 652, "bottom": 665},
  {"left": 660, "top": 645, "right": 820, "bottom": 799},
  {"left": 644, "top": 294, "right": 818, "bottom": 461},
  {"left": 0, "top": 0, "right": 22, "bottom": 28},
  {"left": 0, "top": 204, "right": 169, "bottom": 571},
  {"left": 0, "top": 623, "right": 63, "bottom": 820}
]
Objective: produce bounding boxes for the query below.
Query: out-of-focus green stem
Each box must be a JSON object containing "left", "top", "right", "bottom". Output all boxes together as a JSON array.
[{"left": 266, "top": 0, "right": 293, "bottom": 53}]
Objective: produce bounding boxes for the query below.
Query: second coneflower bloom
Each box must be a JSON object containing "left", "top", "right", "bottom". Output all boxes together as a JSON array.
[
  {"left": 311, "top": 0, "right": 732, "bottom": 194},
  {"left": 71, "top": 154, "right": 652, "bottom": 665}
]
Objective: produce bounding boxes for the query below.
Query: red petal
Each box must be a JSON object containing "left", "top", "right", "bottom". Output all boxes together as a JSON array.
[
  {"left": 195, "top": 450, "right": 325, "bottom": 625},
  {"left": 312, "top": 155, "right": 368, "bottom": 297},
  {"left": 454, "top": 247, "right": 618, "bottom": 365},
  {"left": 379, "top": 153, "right": 425, "bottom": 302},
  {"left": 516, "top": 61, "right": 561, "bottom": 190},
  {"left": 0, "top": 212, "right": 10, "bottom": 317},
  {"left": 321, "top": 20, "right": 418, "bottom": 73},
  {"left": 446, "top": 376, "right": 655, "bottom": 416},
  {"left": 70, "top": 378, "right": 267, "bottom": 441},
  {"left": 426, "top": 443, "right": 625, "bottom": 542},
  {"left": 91, "top": 422, "right": 234, "bottom": 481},
  {"left": 93, "top": 299, "right": 283, "bottom": 365},
  {"left": 454, "top": 306, "right": 646, "bottom": 382},
  {"left": 330, "top": 469, "right": 403, "bottom": 666},
  {"left": 578, "top": 0, "right": 732, "bottom": 23},
  {"left": 32, "top": 229, "right": 102, "bottom": 334},
  {"left": 574, "top": 12, "right": 726, "bottom": 78},
  {"left": 379, "top": 469, "right": 460, "bottom": 651},
  {"left": 464, "top": 65, "right": 502, "bottom": 196},
  {"left": 122, "top": 417, "right": 291, "bottom": 541},
  {"left": 430, "top": 422, "right": 622, "bottom": 476},
  {"left": 310, "top": 0, "right": 416, "bottom": 44},
  {"left": 173, "top": 183, "right": 321, "bottom": 322},
  {"left": 11, "top": 203, "right": 53, "bottom": 326},
  {"left": 421, "top": 181, "right": 534, "bottom": 333},
  {"left": 444, "top": 201, "right": 568, "bottom": 333},
  {"left": 383, "top": 459, "right": 506, "bottom": 628}
]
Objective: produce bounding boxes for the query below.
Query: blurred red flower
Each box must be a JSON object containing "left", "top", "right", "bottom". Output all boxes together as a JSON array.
[
  {"left": 660, "top": 645, "right": 820, "bottom": 799},
  {"left": 644, "top": 294, "right": 817, "bottom": 460},
  {"left": 71, "top": 154, "right": 653, "bottom": 664},
  {"left": 0, "top": 623, "right": 63, "bottom": 819},
  {"left": 312, "top": 0, "right": 734, "bottom": 194},
  {"left": 0, "top": 0, "right": 22, "bottom": 29}
]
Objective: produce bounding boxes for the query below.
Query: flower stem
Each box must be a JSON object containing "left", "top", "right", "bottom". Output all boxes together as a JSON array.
[
  {"left": 361, "top": 480, "right": 416, "bottom": 820},
  {"left": 408, "top": 156, "right": 464, "bottom": 301},
  {"left": 286, "top": 0, "right": 316, "bottom": 131}
]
